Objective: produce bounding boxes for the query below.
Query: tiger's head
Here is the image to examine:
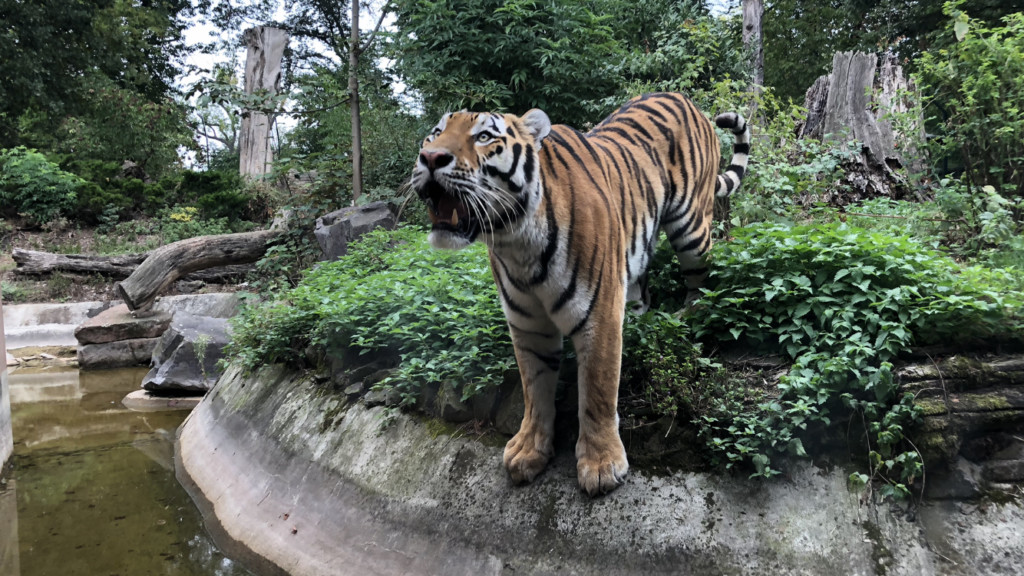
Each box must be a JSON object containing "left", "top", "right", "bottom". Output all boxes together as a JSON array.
[{"left": 412, "top": 108, "right": 551, "bottom": 250}]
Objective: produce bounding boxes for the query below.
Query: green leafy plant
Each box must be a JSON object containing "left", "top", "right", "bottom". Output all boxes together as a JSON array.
[
  {"left": 915, "top": 2, "right": 1024, "bottom": 199},
  {"left": 685, "top": 222, "right": 1023, "bottom": 489},
  {"left": 1, "top": 280, "right": 32, "bottom": 303},
  {"left": 193, "top": 334, "right": 213, "bottom": 385},
  {"left": 229, "top": 226, "right": 516, "bottom": 405},
  {"left": 933, "top": 177, "right": 1023, "bottom": 252},
  {"left": 0, "top": 146, "right": 81, "bottom": 224}
]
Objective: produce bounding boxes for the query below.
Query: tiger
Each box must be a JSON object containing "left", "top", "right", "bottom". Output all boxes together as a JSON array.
[{"left": 410, "top": 92, "right": 750, "bottom": 495}]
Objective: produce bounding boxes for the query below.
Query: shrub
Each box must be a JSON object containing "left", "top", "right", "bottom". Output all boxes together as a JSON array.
[
  {"left": 178, "top": 170, "right": 243, "bottom": 203},
  {"left": 1, "top": 280, "right": 32, "bottom": 303},
  {"left": 0, "top": 147, "right": 81, "bottom": 224},
  {"left": 686, "top": 222, "right": 1024, "bottom": 490},
  {"left": 53, "top": 74, "right": 193, "bottom": 180},
  {"left": 932, "top": 177, "right": 1023, "bottom": 253},
  {"left": 196, "top": 190, "right": 251, "bottom": 220},
  {"left": 230, "top": 226, "right": 516, "bottom": 405},
  {"left": 915, "top": 2, "right": 1024, "bottom": 199}
]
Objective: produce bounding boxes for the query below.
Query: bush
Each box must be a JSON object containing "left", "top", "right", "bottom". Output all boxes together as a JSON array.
[
  {"left": 915, "top": 2, "right": 1024, "bottom": 199},
  {"left": 230, "top": 227, "right": 516, "bottom": 405},
  {"left": 178, "top": 170, "right": 243, "bottom": 203},
  {"left": 685, "top": 222, "right": 1024, "bottom": 489},
  {"left": 0, "top": 147, "right": 81, "bottom": 224},
  {"left": 196, "top": 190, "right": 251, "bottom": 220},
  {"left": 53, "top": 74, "right": 193, "bottom": 180}
]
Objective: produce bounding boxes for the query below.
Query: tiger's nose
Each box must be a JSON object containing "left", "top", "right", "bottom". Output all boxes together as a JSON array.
[{"left": 420, "top": 149, "right": 454, "bottom": 171}]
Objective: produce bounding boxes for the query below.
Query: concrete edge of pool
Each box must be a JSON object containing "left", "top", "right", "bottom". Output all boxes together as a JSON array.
[{"left": 176, "top": 363, "right": 1024, "bottom": 576}]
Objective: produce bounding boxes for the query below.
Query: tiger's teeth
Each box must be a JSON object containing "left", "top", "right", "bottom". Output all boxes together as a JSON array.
[{"left": 451, "top": 209, "right": 459, "bottom": 226}]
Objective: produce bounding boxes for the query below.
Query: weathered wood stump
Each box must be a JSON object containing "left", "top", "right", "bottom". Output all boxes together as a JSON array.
[
  {"left": 239, "top": 26, "right": 289, "bottom": 178},
  {"left": 799, "top": 51, "right": 926, "bottom": 204}
]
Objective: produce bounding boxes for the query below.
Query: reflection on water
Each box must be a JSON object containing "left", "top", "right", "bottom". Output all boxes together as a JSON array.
[{"left": 1, "top": 366, "right": 250, "bottom": 576}]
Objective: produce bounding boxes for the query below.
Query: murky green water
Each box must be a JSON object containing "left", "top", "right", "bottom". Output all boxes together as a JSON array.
[{"left": 1, "top": 366, "right": 251, "bottom": 576}]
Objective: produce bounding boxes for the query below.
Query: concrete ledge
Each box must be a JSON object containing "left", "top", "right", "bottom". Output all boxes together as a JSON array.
[
  {"left": 3, "top": 301, "right": 117, "bottom": 349},
  {"left": 177, "top": 364, "right": 1024, "bottom": 576}
]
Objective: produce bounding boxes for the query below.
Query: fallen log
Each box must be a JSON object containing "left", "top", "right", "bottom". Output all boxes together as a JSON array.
[
  {"left": 12, "top": 248, "right": 255, "bottom": 283},
  {"left": 117, "top": 228, "right": 283, "bottom": 311},
  {"left": 13, "top": 249, "right": 147, "bottom": 277}
]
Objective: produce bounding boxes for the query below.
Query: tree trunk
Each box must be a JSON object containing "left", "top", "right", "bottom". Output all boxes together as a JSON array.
[
  {"left": 798, "top": 51, "right": 926, "bottom": 204},
  {"left": 349, "top": 1, "right": 363, "bottom": 205},
  {"left": 742, "top": 0, "right": 764, "bottom": 88},
  {"left": 12, "top": 249, "right": 255, "bottom": 282},
  {"left": 239, "top": 26, "right": 289, "bottom": 179},
  {"left": 13, "top": 250, "right": 147, "bottom": 277},
  {"left": 116, "top": 229, "right": 283, "bottom": 312}
]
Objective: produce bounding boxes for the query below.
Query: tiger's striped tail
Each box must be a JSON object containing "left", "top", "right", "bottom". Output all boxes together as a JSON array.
[{"left": 713, "top": 112, "right": 751, "bottom": 198}]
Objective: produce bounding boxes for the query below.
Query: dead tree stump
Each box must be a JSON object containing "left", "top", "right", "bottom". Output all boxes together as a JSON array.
[
  {"left": 799, "top": 51, "right": 926, "bottom": 204},
  {"left": 238, "top": 26, "right": 289, "bottom": 179}
]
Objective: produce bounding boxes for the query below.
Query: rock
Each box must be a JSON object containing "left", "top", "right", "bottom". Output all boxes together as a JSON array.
[
  {"left": 78, "top": 337, "right": 161, "bottom": 369},
  {"left": 314, "top": 201, "right": 396, "bottom": 261},
  {"left": 494, "top": 384, "right": 524, "bottom": 436},
  {"left": 153, "top": 293, "right": 240, "bottom": 319},
  {"left": 925, "top": 457, "right": 984, "bottom": 500},
  {"left": 363, "top": 386, "right": 402, "bottom": 407},
  {"left": 74, "top": 303, "right": 172, "bottom": 345},
  {"left": 436, "top": 382, "right": 474, "bottom": 422},
  {"left": 142, "top": 313, "right": 230, "bottom": 393},
  {"left": 5, "top": 353, "right": 15, "bottom": 367},
  {"left": 123, "top": 389, "right": 203, "bottom": 412},
  {"left": 984, "top": 460, "right": 1024, "bottom": 483},
  {"left": 179, "top": 363, "right": 1024, "bottom": 576}
]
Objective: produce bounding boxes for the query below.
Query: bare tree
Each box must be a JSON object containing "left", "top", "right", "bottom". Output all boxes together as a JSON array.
[
  {"left": 743, "top": 0, "right": 764, "bottom": 94},
  {"left": 239, "top": 26, "right": 289, "bottom": 179},
  {"left": 349, "top": 2, "right": 390, "bottom": 205}
]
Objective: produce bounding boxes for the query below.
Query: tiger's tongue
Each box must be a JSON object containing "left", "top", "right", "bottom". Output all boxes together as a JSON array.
[{"left": 435, "top": 195, "right": 466, "bottom": 226}]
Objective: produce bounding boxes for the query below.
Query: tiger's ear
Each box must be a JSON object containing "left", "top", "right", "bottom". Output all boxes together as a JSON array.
[{"left": 521, "top": 109, "right": 551, "bottom": 146}]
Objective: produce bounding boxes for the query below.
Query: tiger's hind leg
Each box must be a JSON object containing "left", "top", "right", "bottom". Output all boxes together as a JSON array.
[
  {"left": 664, "top": 203, "right": 713, "bottom": 306},
  {"left": 503, "top": 319, "right": 562, "bottom": 484},
  {"left": 625, "top": 271, "right": 651, "bottom": 314}
]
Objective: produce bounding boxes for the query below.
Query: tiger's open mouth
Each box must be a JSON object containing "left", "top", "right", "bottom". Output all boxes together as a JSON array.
[{"left": 422, "top": 181, "right": 480, "bottom": 240}]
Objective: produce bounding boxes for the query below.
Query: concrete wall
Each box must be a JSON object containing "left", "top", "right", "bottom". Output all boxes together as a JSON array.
[
  {"left": 178, "top": 363, "right": 1024, "bottom": 576},
  {"left": 1, "top": 293, "right": 13, "bottom": 468}
]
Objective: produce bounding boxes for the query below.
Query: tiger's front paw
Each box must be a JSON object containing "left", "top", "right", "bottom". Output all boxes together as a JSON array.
[
  {"left": 503, "top": 427, "right": 553, "bottom": 484},
  {"left": 576, "top": 438, "right": 629, "bottom": 496}
]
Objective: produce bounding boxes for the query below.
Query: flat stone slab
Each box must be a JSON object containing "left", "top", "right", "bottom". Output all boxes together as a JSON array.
[
  {"left": 78, "top": 337, "right": 160, "bottom": 370},
  {"left": 122, "top": 389, "right": 203, "bottom": 412},
  {"left": 74, "top": 304, "right": 172, "bottom": 345}
]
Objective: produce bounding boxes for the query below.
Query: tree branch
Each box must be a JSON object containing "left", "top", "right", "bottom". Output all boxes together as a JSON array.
[{"left": 357, "top": 3, "right": 392, "bottom": 57}]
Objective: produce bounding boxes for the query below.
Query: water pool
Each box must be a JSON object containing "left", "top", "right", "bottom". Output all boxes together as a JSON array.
[{"left": 1, "top": 365, "right": 250, "bottom": 576}]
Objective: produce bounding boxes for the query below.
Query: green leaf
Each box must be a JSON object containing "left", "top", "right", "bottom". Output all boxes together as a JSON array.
[{"left": 954, "top": 19, "right": 969, "bottom": 42}]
